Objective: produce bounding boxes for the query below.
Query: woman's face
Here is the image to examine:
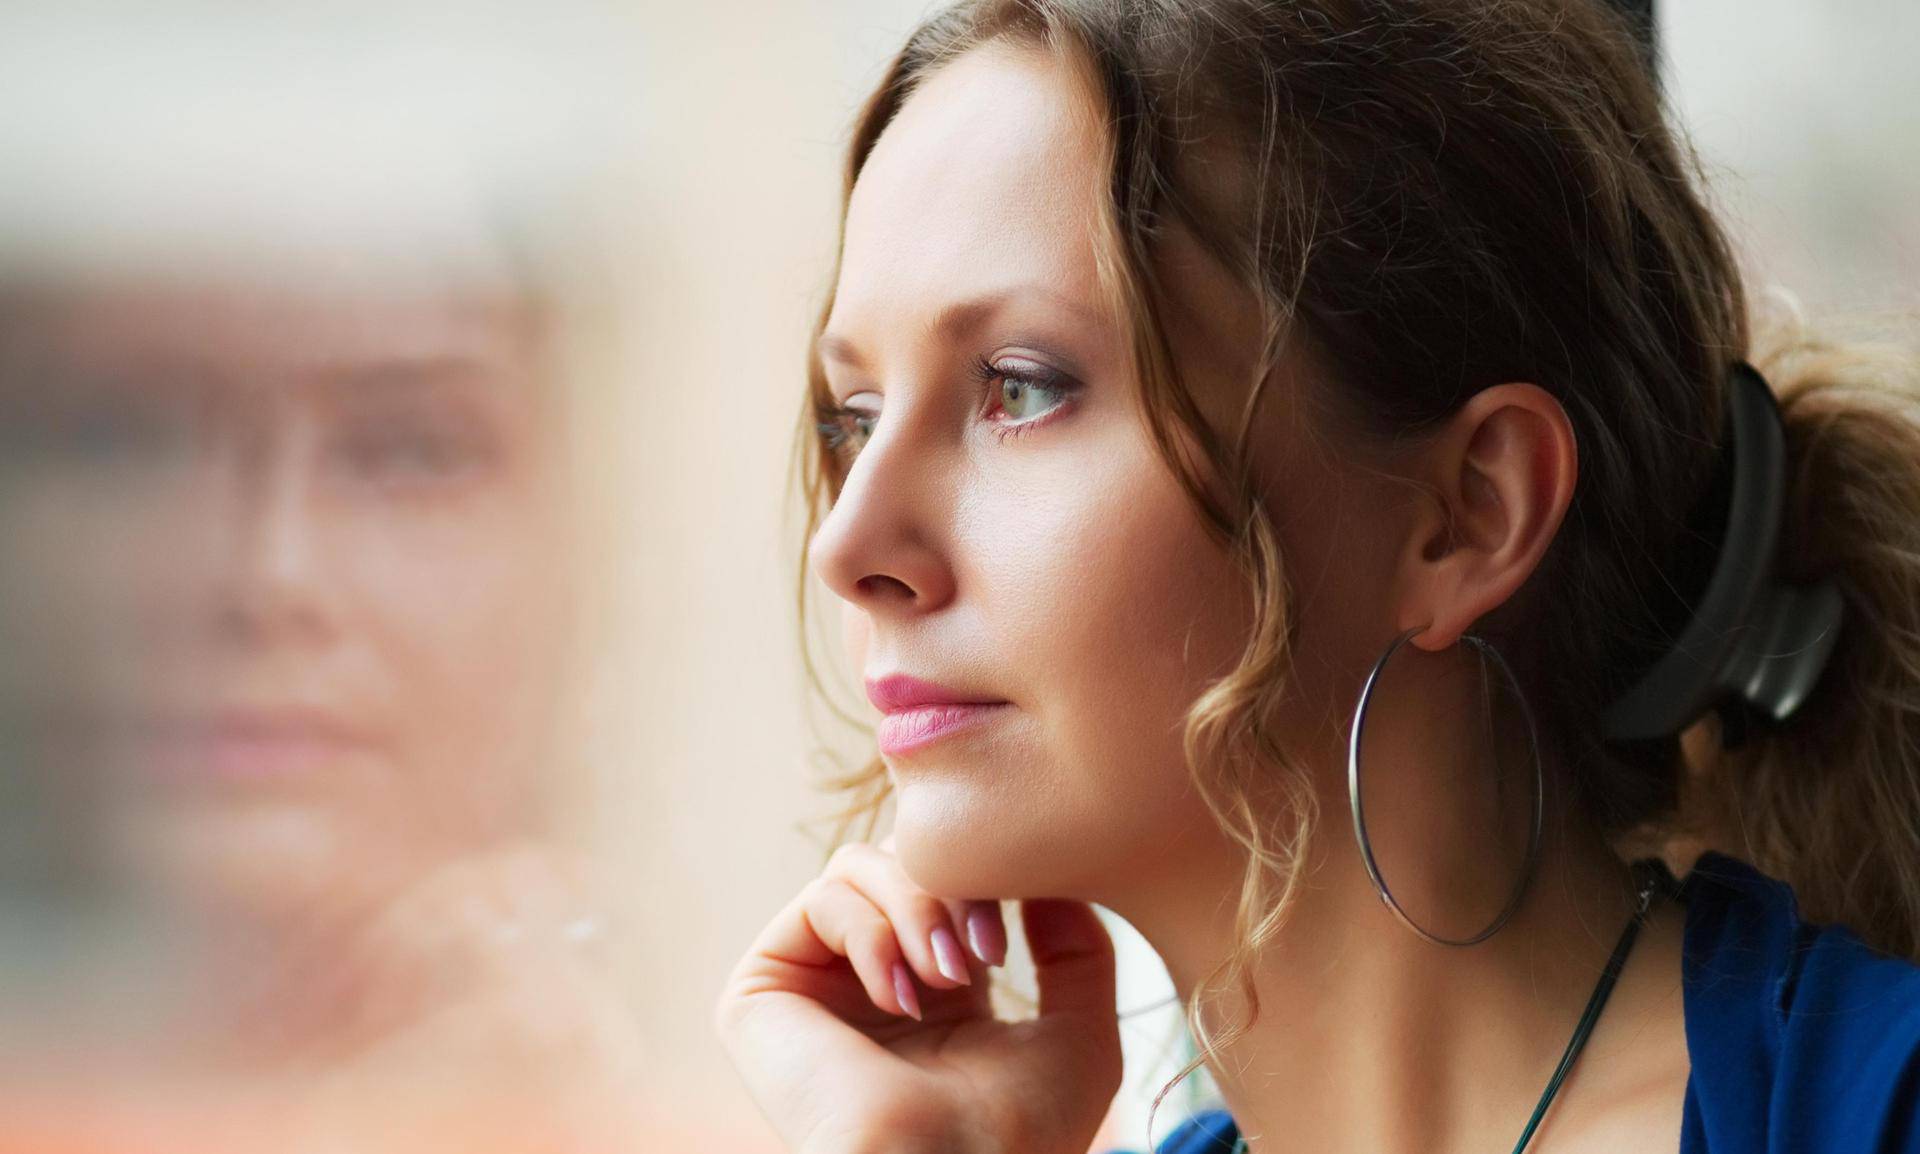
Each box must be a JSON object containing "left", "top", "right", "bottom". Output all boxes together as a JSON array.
[
  {"left": 0, "top": 276, "right": 572, "bottom": 927},
  {"left": 808, "top": 41, "right": 1403, "bottom": 904}
]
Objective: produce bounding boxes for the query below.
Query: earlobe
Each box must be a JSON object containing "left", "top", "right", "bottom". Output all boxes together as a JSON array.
[{"left": 1401, "top": 382, "right": 1578, "bottom": 652}]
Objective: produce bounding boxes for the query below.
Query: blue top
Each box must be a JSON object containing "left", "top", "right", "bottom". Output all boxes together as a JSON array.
[{"left": 1112, "top": 851, "right": 1920, "bottom": 1154}]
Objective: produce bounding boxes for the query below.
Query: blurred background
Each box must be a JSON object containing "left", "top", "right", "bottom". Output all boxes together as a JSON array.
[{"left": 0, "top": 1, "right": 1911, "bottom": 1151}]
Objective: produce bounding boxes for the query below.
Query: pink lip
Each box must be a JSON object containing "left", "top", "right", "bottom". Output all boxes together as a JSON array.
[
  {"left": 125, "top": 710, "right": 379, "bottom": 784},
  {"left": 865, "top": 674, "right": 1011, "bottom": 757},
  {"left": 875, "top": 702, "right": 1011, "bottom": 756}
]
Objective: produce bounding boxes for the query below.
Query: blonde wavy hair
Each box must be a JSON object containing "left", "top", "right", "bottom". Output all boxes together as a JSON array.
[{"left": 787, "top": 0, "right": 1920, "bottom": 1142}]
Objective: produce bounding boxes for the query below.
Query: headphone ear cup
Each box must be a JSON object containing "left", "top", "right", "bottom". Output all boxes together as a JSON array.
[{"left": 1718, "top": 577, "right": 1847, "bottom": 739}]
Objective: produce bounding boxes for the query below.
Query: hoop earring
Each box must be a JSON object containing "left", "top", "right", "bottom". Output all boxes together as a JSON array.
[{"left": 1347, "top": 624, "right": 1544, "bottom": 947}]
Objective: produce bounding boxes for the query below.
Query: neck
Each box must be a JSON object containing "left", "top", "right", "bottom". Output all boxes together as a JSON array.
[{"left": 1102, "top": 770, "right": 1668, "bottom": 1154}]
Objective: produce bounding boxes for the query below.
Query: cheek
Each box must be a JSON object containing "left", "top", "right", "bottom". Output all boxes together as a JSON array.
[
  {"left": 340, "top": 501, "right": 567, "bottom": 782},
  {"left": 0, "top": 468, "right": 223, "bottom": 705},
  {"left": 136, "top": 495, "right": 569, "bottom": 917},
  {"left": 937, "top": 438, "right": 1249, "bottom": 885},
  {"left": 1040, "top": 460, "right": 1247, "bottom": 756}
]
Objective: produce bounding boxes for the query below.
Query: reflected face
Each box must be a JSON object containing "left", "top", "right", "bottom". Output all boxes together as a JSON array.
[
  {"left": 0, "top": 278, "right": 570, "bottom": 923},
  {"left": 806, "top": 42, "right": 1277, "bottom": 901}
]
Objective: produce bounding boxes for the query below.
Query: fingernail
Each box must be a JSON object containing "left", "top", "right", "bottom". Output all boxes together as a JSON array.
[
  {"left": 891, "top": 960, "right": 922, "bottom": 1020},
  {"left": 966, "top": 904, "right": 1007, "bottom": 967},
  {"left": 930, "top": 925, "right": 971, "bottom": 985}
]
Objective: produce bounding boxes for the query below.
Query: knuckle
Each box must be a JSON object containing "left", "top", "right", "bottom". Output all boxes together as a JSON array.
[
  {"left": 904, "top": 894, "right": 950, "bottom": 934},
  {"left": 849, "top": 919, "right": 898, "bottom": 961},
  {"left": 824, "top": 842, "right": 873, "bottom": 875},
  {"left": 797, "top": 875, "right": 831, "bottom": 907}
]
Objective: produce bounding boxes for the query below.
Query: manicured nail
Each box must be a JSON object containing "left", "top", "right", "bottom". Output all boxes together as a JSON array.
[
  {"left": 966, "top": 904, "right": 1007, "bottom": 967},
  {"left": 930, "top": 925, "right": 971, "bottom": 985},
  {"left": 891, "top": 959, "right": 922, "bottom": 1020}
]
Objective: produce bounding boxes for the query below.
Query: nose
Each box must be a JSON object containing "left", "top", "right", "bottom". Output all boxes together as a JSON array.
[
  {"left": 807, "top": 415, "right": 957, "bottom": 617},
  {"left": 209, "top": 410, "right": 338, "bottom": 647}
]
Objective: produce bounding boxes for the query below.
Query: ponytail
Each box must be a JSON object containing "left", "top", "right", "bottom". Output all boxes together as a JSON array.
[{"left": 1684, "top": 301, "right": 1920, "bottom": 962}]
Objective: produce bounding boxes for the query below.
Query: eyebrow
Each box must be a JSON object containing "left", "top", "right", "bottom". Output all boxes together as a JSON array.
[
  {"left": 310, "top": 351, "right": 522, "bottom": 395},
  {"left": 816, "top": 284, "right": 1105, "bottom": 372}
]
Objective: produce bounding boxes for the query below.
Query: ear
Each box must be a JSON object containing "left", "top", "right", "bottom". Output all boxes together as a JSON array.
[{"left": 1397, "top": 382, "right": 1578, "bottom": 653}]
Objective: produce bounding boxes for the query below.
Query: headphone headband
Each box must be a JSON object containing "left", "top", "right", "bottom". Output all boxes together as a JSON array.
[{"left": 1599, "top": 360, "right": 1846, "bottom": 749}]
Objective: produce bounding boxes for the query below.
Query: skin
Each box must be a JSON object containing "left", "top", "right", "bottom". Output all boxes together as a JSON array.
[
  {"left": 0, "top": 275, "right": 649, "bottom": 1142},
  {"left": 0, "top": 279, "right": 566, "bottom": 907},
  {"left": 717, "top": 37, "right": 1694, "bottom": 1154}
]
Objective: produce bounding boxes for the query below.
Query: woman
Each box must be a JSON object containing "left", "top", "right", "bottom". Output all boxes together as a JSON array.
[
  {"left": 0, "top": 268, "right": 645, "bottom": 1150},
  {"left": 714, "top": 1, "right": 1920, "bottom": 1152}
]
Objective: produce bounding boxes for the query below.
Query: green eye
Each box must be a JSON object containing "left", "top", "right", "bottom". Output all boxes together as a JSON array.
[
  {"left": 816, "top": 398, "right": 879, "bottom": 459},
  {"left": 997, "top": 372, "right": 1069, "bottom": 422},
  {"left": 326, "top": 406, "right": 501, "bottom": 492},
  {"left": 975, "top": 355, "right": 1077, "bottom": 433}
]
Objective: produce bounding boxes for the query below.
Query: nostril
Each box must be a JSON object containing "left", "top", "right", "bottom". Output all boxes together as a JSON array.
[{"left": 856, "top": 574, "right": 914, "bottom": 599}]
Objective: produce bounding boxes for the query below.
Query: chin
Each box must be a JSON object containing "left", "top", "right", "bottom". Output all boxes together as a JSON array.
[
  {"left": 890, "top": 775, "right": 1094, "bottom": 901},
  {"left": 113, "top": 803, "right": 397, "bottom": 930}
]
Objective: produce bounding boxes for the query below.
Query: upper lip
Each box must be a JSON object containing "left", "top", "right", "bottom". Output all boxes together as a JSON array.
[
  {"left": 864, "top": 674, "right": 1007, "bottom": 714},
  {"left": 133, "top": 705, "right": 379, "bottom": 745}
]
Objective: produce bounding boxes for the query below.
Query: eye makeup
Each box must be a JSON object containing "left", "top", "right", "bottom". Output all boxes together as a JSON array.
[
  {"left": 968, "top": 352, "right": 1081, "bottom": 442},
  {"left": 813, "top": 347, "right": 1085, "bottom": 464}
]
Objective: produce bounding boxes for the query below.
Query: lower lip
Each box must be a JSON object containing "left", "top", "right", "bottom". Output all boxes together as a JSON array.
[
  {"left": 128, "top": 728, "right": 371, "bottom": 785},
  {"left": 877, "top": 703, "right": 1011, "bottom": 757}
]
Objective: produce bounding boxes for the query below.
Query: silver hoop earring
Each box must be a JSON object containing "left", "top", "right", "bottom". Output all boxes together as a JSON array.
[{"left": 1347, "top": 624, "right": 1544, "bottom": 947}]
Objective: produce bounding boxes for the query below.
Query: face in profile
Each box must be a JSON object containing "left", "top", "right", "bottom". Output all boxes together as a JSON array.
[
  {"left": 0, "top": 275, "right": 573, "bottom": 936},
  {"left": 807, "top": 41, "right": 1290, "bottom": 903}
]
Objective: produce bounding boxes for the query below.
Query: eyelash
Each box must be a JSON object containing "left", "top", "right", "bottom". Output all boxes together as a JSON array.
[
  {"left": 968, "top": 354, "right": 1079, "bottom": 442},
  {"left": 813, "top": 355, "right": 1081, "bottom": 461},
  {"left": 812, "top": 406, "right": 868, "bottom": 458}
]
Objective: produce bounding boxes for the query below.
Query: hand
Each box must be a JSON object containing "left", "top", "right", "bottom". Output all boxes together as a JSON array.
[
  {"left": 0, "top": 842, "right": 660, "bottom": 1154},
  {"left": 714, "top": 835, "right": 1122, "bottom": 1154},
  {"left": 264, "top": 842, "right": 653, "bottom": 1151}
]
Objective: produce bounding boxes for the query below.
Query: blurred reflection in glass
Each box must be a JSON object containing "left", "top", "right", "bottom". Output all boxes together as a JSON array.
[
  {"left": 0, "top": 6, "right": 655, "bottom": 1149},
  {"left": 0, "top": 268, "right": 649, "bottom": 1149}
]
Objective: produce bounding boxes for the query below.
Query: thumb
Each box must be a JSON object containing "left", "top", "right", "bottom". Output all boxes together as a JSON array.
[{"left": 1020, "top": 899, "right": 1117, "bottom": 1024}]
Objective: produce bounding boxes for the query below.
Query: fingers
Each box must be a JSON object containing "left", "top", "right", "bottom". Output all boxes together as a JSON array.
[
  {"left": 1021, "top": 899, "right": 1116, "bottom": 1024},
  {"left": 962, "top": 899, "right": 1008, "bottom": 968},
  {"left": 826, "top": 843, "right": 990, "bottom": 992},
  {"left": 794, "top": 875, "right": 923, "bottom": 1019},
  {"left": 1021, "top": 899, "right": 1123, "bottom": 1096},
  {"left": 879, "top": 832, "right": 1008, "bottom": 968},
  {"left": 287, "top": 843, "right": 600, "bottom": 1063},
  {"left": 740, "top": 841, "right": 1007, "bottom": 1024}
]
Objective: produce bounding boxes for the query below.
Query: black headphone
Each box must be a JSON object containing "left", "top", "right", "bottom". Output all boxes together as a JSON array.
[{"left": 1599, "top": 361, "right": 1847, "bottom": 751}]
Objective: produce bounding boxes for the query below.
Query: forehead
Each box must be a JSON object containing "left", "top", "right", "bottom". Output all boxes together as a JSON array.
[
  {"left": 0, "top": 279, "right": 541, "bottom": 392},
  {"left": 834, "top": 39, "right": 1110, "bottom": 322}
]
